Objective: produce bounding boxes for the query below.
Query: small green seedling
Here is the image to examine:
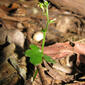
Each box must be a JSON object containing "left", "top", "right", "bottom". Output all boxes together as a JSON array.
[{"left": 25, "top": 0, "right": 56, "bottom": 80}]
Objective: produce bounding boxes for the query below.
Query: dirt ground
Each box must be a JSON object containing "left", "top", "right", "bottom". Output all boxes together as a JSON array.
[{"left": 0, "top": 0, "right": 85, "bottom": 85}]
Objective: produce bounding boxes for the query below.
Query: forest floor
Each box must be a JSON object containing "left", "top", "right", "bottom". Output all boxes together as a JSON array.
[{"left": 0, "top": 0, "right": 85, "bottom": 85}]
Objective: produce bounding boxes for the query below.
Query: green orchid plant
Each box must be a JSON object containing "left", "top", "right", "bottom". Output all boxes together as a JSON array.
[{"left": 25, "top": 0, "right": 56, "bottom": 80}]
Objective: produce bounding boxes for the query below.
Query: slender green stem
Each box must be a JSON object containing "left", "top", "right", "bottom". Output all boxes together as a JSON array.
[
  {"left": 41, "top": 5, "right": 49, "bottom": 53},
  {"left": 33, "top": 69, "right": 38, "bottom": 81},
  {"left": 46, "top": 5, "right": 49, "bottom": 31},
  {"left": 41, "top": 31, "right": 46, "bottom": 52},
  {"left": 46, "top": 6, "right": 49, "bottom": 22}
]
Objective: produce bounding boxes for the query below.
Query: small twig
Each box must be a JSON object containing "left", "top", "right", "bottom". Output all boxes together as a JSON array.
[
  {"left": 37, "top": 64, "right": 49, "bottom": 85},
  {"left": 0, "top": 16, "right": 31, "bottom": 22}
]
